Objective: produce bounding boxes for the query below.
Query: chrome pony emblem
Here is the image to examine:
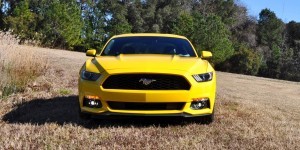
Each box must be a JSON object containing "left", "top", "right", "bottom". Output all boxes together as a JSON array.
[{"left": 139, "top": 78, "right": 156, "bottom": 85}]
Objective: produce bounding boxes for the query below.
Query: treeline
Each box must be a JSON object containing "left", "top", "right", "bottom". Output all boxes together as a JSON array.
[{"left": 0, "top": 0, "right": 299, "bottom": 81}]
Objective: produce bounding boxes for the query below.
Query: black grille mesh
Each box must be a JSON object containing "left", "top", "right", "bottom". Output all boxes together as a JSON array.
[
  {"left": 102, "top": 74, "right": 190, "bottom": 90},
  {"left": 107, "top": 101, "right": 185, "bottom": 110}
]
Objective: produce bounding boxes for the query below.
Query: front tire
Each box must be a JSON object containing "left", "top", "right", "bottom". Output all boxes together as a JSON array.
[
  {"left": 79, "top": 112, "right": 91, "bottom": 120},
  {"left": 202, "top": 114, "right": 214, "bottom": 124},
  {"left": 199, "top": 110, "right": 214, "bottom": 124},
  {"left": 78, "top": 101, "right": 91, "bottom": 120}
]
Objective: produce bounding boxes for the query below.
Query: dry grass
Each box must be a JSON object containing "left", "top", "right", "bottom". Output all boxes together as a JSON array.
[
  {"left": 0, "top": 46, "right": 299, "bottom": 149},
  {"left": 0, "top": 32, "right": 49, "bottom": 97},
  {"left": 0, "top": 31, "right": 19, "bottom": 45}
]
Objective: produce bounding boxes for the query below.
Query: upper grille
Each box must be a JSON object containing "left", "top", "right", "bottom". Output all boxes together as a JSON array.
[{"left": 102, "top": 74, "right": 190, "bottom": 90}]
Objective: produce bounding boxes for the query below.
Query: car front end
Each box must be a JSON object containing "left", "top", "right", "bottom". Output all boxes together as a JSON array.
[{"left": 78, "top": 34, "right": 216, "bottom": 123}]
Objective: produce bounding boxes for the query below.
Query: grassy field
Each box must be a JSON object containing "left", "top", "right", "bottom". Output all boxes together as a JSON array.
[{"left": 0, "top": 43, "right": 299, "bottom": 149}]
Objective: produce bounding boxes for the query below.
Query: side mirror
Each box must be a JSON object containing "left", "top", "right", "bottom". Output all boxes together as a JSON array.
[
  {"left": 86, "top": 49, "right": 96, "bottom": 57},
  {"left": 201, "top": 51, "right": 212, "bottom": 59}
]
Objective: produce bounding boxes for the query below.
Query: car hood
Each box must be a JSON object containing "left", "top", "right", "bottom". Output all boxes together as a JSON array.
[{"left": 87, "top": 54, "right": 208, "bottom": 73}]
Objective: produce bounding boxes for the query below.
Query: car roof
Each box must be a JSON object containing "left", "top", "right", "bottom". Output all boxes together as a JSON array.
[{"left": 111, "top": 33, "right": 188, "bottom": 39}]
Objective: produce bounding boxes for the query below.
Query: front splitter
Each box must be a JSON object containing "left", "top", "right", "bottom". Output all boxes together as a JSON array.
[{"left": 81, "top": 111, "right": 211, "bottom": 118}]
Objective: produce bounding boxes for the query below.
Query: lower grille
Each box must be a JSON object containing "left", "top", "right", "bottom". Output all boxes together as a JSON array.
[
  {"left": 107, "top": 101, "right": 185, "bottom": 110},
  {"left": 102, "top": 74, "right": 190, "bottom": 90}
]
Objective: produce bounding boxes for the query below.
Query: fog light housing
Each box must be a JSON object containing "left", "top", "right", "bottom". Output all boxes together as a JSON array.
[
  {"left": 83, "top": 96, "right": 102, "bottom": 108},
  {"left": 190, "top": 98, "right": 210, "bottom": 110}
]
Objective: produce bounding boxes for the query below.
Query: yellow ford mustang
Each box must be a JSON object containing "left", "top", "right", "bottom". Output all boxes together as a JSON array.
[{"left": 78, "top": 33, "right": 216, "bottom": 123}]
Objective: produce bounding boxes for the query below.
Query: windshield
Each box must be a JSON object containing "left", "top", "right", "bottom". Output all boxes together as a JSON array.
[{"left": 101, "top": 36, "right": 197, "bottom": 57}]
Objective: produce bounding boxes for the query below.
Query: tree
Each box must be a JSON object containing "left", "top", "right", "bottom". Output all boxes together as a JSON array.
[
  {"left": 193, "top": 0, "right": 248, "bottom": 30},
  {"left": 220, "top": 44, "right": 261, "bottom": 75},
  {"left": 257, "top": 8, "right": 285, "bottom": 78},
  {"left": 102, "top": 0, "right": 132, "bottom": 37},
  {"left": 6, "top": 0, "right": 83, "bottom": 49},
  {"left": 283, "top": 21, "right": 300, "bottom": 81},
  {"left": 172, "top": 12, "right": 194, "bottom": 38},
  {"left": 231, "top": 17, "right": 257, "bottom": 49},
  {"left": 286, "top": 21, "right": 300, "bottom": 47},
  {"left": 126, "top": 0, "right": 192, "bottom": 33},
  {"left": 0, "top": 0, "right": 4, "bottom": 29},
  {"left": 154, "top": 0, "right": 190, "bottom": 33},
  {"left": 40, "top": 0, "right": 83, "bottom": 49},
  {"left": 80, "top": 0, "right": 106, "bottom": 51},
  {"left": 173, "top": 12, "right": 234, "bottom": 65},
  {"left": 6, "top": 0, "right": 36, "bottom": 43},
  {"left": 192, "top": 13, "right": 234, "bottom": 65},
  {"left": 127, "top": 1, "right": 145, "bottom": 33}
]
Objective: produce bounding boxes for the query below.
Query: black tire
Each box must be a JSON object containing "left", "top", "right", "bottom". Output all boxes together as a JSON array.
[
  {"left": 199, "top": 110, "right": 214, "bottom": 124},
  {"left": 202, "top": 114, "right": 214, "bottom": 124},
  {"left": 78, "top": 100, "right": 91, "bottom": 120},
  {"left": 79, "top": 112, "right": 91, "bottom": 120}
]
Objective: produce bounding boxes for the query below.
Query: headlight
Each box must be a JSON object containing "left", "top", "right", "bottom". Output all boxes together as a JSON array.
[
  {"left": 192, "top": 72, "right": 213, "bottom": 82},
  {"left": 81, "top": 70, "right": 101, "bottom": 81}
]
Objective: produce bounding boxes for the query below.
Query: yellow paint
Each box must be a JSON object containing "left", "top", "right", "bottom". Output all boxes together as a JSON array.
[
  {"left": 78, "top": 33, "right": 216, "bottom": 117},
  {"left": 201, "top": 51, "right": 212, "bottom": 59},
  {"left": 86, "top": 49, "right": 96, "bottom": 57}
]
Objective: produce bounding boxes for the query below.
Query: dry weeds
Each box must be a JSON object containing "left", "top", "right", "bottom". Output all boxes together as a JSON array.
[
  {"left": 0, "top": 31, "right": 19, "bottom": 45},
  {"left": 0, "top": 32, "right": 49, "bottom": 97},
  {"left": 0, "top": 45, "right": 299, "bottom": 149}
]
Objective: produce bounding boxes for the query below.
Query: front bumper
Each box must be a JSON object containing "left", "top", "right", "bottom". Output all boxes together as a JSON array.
[
  {"left": 81, "top": 111, "right": 212, "bottom": 118},
  {"left": 78, "top": 72, "right": 216, "bottom": 117}
]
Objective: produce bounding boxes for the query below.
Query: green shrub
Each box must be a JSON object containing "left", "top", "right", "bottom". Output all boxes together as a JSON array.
[{"left": 220, "top": 45, "right": 261, "bottom": 75}]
